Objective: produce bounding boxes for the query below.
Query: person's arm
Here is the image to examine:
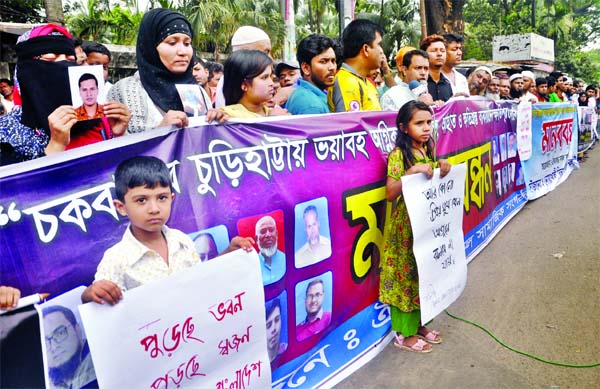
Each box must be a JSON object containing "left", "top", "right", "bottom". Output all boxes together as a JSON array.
[
  {"left": 418, "top": 93, "right": 436, "bottom": 106},
  {"left": 205, "top": 108, "right": 229, "bottom": 123},
  {"left": 45, "top": 105, "right": 77, "bottom": 155},
  {"left": 268, "top": 106, "right": 290, "bottom": 116},
  {"left": 81, "top": 280, "right": 122, "bottom": 305},
  {"left": 381, "top": 61, "right": 397, "bottom": 88},
  {"left": 104, "top": 101, "right": 131, "bottom": 137},
  {"left": 159, "top": 110, "right": 189, "bottom": 128},
  {"left": 220, "top": 236, "right": 255, "bottom": 256},
  {"left": 438, "top": 159, "right": 452, "bottom": 178},
  {"left": 0, "top": 286, "right": 20, "bottom": 310},
  {"left": 272, "top": 86, "right": 295, "bottom": 107},
  {"left": 386, "top": 164, "right": 433, "bottom": 201}
]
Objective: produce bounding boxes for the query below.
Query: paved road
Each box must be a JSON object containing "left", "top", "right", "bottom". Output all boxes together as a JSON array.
[{"left": 337, "top": 148, "right": 600, "bottom": 389}]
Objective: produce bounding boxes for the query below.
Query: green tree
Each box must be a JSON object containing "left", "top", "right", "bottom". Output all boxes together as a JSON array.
[
  {"left": 180, "top": 0, "right": 285, "bottom": 58},
  {"left": 295, "top": 0, "right": 339, "bottom": 40},
  {"left": 463, "top": 0, "right": 600, "bottom": 83},
  {"left": 0, "top": 0, "right": 45, "bottom": 23},
  {"left": 355, "top": 0, "right": 420, "bottom": 65},
  {"left": 67, "top": 0, "right": 111, "bottom": 42}
]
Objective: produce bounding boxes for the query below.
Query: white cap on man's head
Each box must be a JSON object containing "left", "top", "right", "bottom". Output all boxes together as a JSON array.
[
  {"left": 509, "top": 73, "right": 523, "bottom": 83},
  {"left": 521, "top": 70, "right": 535, "bottom": 80},
  {"left": 231, "top": 26, "right": 270, "bottom": 47},
  {"left": 474, "top": 66, "right": 493, "bottom": 77}
]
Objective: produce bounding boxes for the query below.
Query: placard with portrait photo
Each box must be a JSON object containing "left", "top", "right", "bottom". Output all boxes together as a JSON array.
[
  {"left": 35, "top": 286, "right": 97, "bottom": 389},
  {"left": 175, "top": 84, "right": 208, "bottom": 117},
  {"left": 68, "top": 65, "right": 105, "bottom": 123}
]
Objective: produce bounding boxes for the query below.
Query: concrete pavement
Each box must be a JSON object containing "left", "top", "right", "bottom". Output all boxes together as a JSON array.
[{"left": 337, "top": 148, "right": 600, "bottom": 388}]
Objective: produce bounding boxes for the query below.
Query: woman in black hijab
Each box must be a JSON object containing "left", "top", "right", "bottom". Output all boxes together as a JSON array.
[
  {"left": 0, "top": 24, "right": 130, "bottom": 166},
  {"left": 108, "top": 8, "right": 225, "bottom": 133}
]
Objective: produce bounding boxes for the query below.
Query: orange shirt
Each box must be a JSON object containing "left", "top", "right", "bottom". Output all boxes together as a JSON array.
[
  {"left": 66, "top": 104, "right": 111, "bottom": 150},
  {"left": 75, "top": 104, "right": 104, "bottom": 121}
]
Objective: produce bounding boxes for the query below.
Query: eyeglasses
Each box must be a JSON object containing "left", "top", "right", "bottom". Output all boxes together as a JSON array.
[
  {"left": 45, "top": 325, "right": 69, "bottom": 346},
  {"left": 306, "top": 292, "right": 324, "bottom": 300}
]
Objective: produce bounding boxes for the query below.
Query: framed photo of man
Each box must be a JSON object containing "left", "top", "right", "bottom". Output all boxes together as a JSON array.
[
  {"left": 294, "top": 271, "right": 333, "bottom": 342},
  {"left": 293, "top": 197, "right": 332, "bottom": 269},
  {"left": 264, "top": 290, "right": 288, "bottom": 366},
  {"left": 68, "top": 65, "right": 105, "bottom": 123},
  {"left": 35, "top": 286, "right": 97, "bottom": 389},
  {"left": 237, "top": 210, "right": 286, "bottom": 286}
]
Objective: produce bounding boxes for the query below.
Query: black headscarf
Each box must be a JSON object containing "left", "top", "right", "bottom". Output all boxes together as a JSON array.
[
  {"left": 136, "top": 8, "right": 196, "bottom": 114},
  {"left": 15, "top": 24, "right": 76, "bottom": 131}
]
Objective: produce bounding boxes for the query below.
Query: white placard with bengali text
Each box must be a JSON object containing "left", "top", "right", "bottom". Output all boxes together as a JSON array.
[
  {"left": 79, "top": 249, "right": 270, "bottom": 389},
  {"left": 516, "top": 101, "right": 533, "bottom": 161},
  {"left": 401, "top": 163, "right": 468, "bottom": 324}
]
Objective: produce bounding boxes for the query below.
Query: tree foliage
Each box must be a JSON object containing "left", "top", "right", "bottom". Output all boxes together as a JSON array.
[
  {"left": 295, "top": 0, "right": 339, "bottom": 40},
  {"left": 67, "top": 0, "right": 143, "bottom": 44},
  {"left": 355, "top": 0, "right": 420, "bottom": 65},
  {"left": 0, "top": 0, "right": 46, "bottom": 23},
  {"left": 463, "top": 0, "right": 600, "bottom": 83}
]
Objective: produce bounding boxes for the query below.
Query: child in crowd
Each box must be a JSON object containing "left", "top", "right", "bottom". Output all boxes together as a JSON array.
[
  {"left": 220, "top": 50, "right": 288, "bottom": 118},
  {"left": 380, "top": 100, "right": 451, "bottom": 353},
  {"left": 81, "top": 156, "right": 254, "bottom": 304}
]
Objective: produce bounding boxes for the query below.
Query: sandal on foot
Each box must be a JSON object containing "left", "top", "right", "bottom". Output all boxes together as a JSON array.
[
  {"left": 393, "top": 334, "right": 432, "bottom": 353},
  {"left": 416, "top": 329, "right": 442, "bottom": 344}
]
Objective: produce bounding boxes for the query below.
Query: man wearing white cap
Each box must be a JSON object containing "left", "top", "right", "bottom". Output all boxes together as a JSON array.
[
  {"left": 467, "top": 66, "right": 492, "bottom": 96},
  {"left": 509, "top": 73, "right": 524, "bottom": 100},
  {"left": 521, "top": 70, "right": 539, "bottom": 103},
  {"left": 215, "top": 26, "right": 274, "bottom": 108},
  {"left": 231, "top": 25, "right": 272, "bottom": 54}
]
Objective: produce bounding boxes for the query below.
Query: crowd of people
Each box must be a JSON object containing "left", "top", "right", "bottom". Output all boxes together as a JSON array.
[
  {"left": 1, "top": 10, "right": 599, "bottom": 166},
  {"left": 1, "top": 9, "right": 599, "bottom": 363}
]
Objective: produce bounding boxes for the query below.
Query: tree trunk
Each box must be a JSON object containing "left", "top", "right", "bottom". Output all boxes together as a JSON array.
[
  {"left": 43, "top": 0, "right": 65, "bottom": 25},
  {"left": 425, "top": 0, "right": 446, "bottom": 35},
  {"left": 424, "top": 0, "right": 465, "bottom": 35},
  {"left": 420, "top": 0, "right": 428, "bottom": 37},
  {"left": 447, "top": 0, "right": 465, "bottom": 35}
]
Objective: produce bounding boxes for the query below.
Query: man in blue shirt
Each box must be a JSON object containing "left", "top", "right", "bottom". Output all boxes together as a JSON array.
[{"left": 287, "top": 34, "right": 337, "bottom": 115}]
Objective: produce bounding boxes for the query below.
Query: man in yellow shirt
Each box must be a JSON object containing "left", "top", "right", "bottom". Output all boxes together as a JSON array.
[{"left": 328, "top": 19, "right": 384, "bottom": 112}]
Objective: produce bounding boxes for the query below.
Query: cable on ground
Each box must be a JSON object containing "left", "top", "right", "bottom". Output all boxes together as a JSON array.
[{"left": 445, "top": 310, "right": 600, "bottom": 368}]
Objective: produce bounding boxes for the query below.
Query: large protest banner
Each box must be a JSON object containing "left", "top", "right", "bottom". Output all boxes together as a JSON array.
[
  {"left": 433, "top": 98, "right": 528, "bottom": 260},
  {"left": 0, "top": 101, "right": 577, "bottom": 387},
  {"left": 521, "top": 103, "right": 579, "bottom": 200},
  {"left": 79, "top": 250, "right": 269, "bottom": 389},
  {"left": 0, "top": 111, "right": 398, "bottom": 388},
  {"left": 402, "top": 164, "right": 467, "bottom": 324}
]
